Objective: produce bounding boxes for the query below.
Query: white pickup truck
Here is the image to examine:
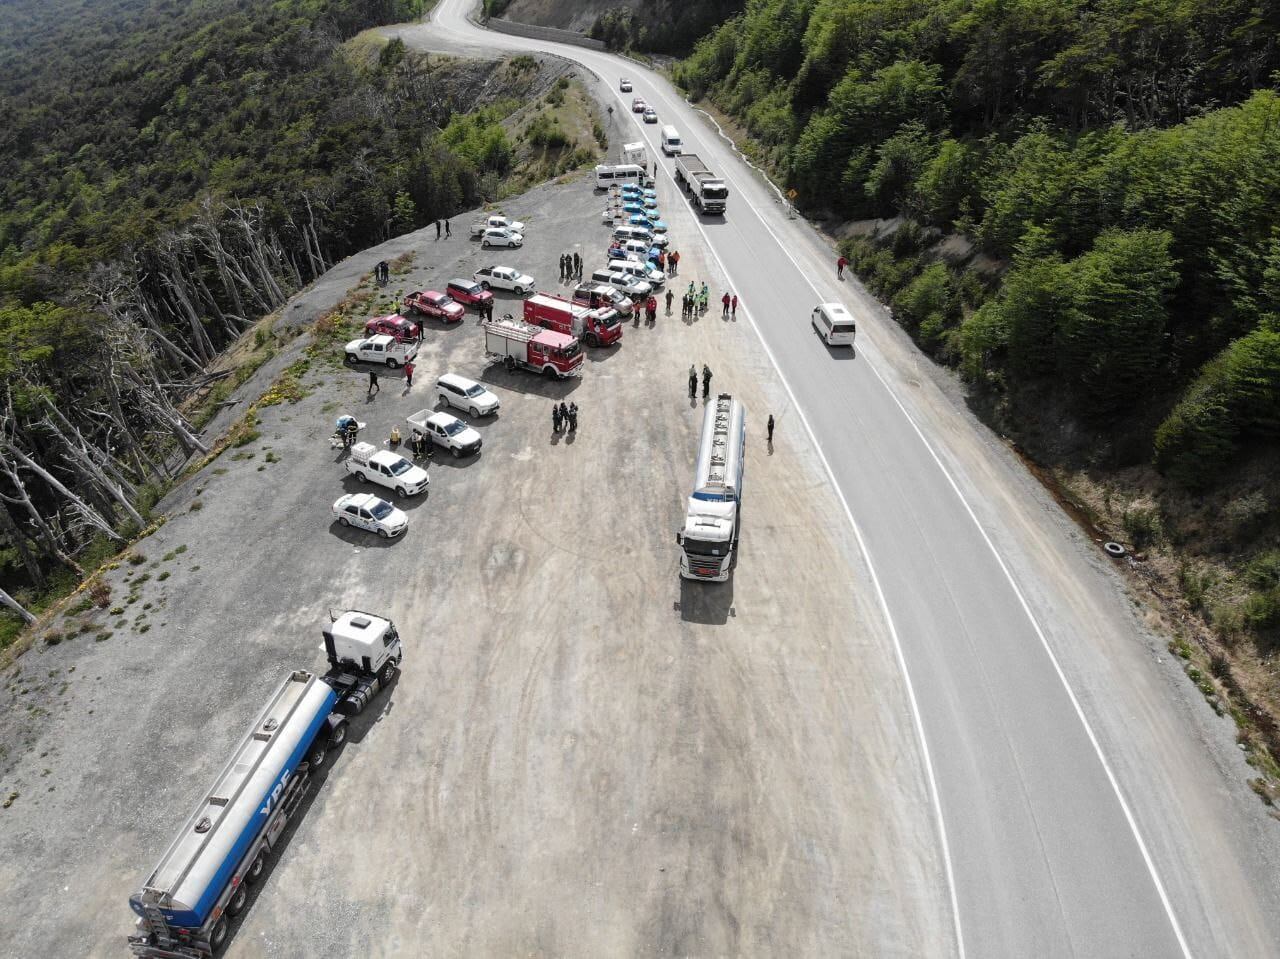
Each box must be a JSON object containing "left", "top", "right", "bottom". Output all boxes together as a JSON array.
[
  {"left": 344, "top": 442, "right": 429, "bottom": 497},
  {"left": 344, "top": 334, "right": 418, "bottom": 368},
  {"left": 469, "top": 214, "right": 525, "bottom": 238}
]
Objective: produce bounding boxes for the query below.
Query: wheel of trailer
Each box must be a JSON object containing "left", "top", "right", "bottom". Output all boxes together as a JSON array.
[
  {"left": 209, "top": 917, "right": 228, "bottom": 951},
  {"left": 504, "top": 356, "right": 516, "bottom": 372},
  {"left": 227, "top": 882, "right": 248, "bottom": 917},
  {"left": 246, "top": 851, "right": 267, "bottom": 884},
  {"left": 386, "top": 358, "right": 399, "bottom": 369},
  {"left": 308, "top": 742, "right": 327, "bottom": 769}
]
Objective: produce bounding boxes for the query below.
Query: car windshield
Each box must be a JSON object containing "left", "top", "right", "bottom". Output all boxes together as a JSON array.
[
  {"left": 370, "top": 500, "right": 394, "bottom": 520},
  {"left": 465, "top": 384, "right": 487, "bottom": 397},
  {"left": 601, "top": 313, "right": 620, "bottom": 328},
  {"left": 444, "top": 420, "right": 466, "bottom": 436},
  {"left": 684, "top": 537, "right": 727, "bottom": 557},
  {"left": 388, "top": 458, "right": 412, "bottom": 475}
]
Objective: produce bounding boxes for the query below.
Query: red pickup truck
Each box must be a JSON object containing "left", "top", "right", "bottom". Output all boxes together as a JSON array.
[{"left": 403, "top": 290, "right": 465, "bottom": 324}]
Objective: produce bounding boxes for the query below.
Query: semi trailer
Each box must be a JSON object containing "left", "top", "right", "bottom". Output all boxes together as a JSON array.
[
  {"left": 676, "top": 394, "right": 746, "bottom": 581},
  {"left": 127, "top": 610, "right": 402, "bottom": 957}
]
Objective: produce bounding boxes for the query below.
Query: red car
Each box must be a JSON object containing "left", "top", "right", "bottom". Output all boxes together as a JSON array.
[
  {"left": 403, "top": 290, "right": 465, "bottom": 324},
  {"left": 445, "top": 279, "right": 495, "bottom": 310},
  {"left": 363, "top": 313, "right": 419, "bottom": 342}
]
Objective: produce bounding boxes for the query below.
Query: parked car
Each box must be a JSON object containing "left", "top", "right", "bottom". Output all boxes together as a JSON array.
[
  {"left": 445, "top": 279, "right": 494, "bottom": 309},
  {"left": 344, "top": 442, "right": 429, "bottom": 497},
  {"left": 469, "top": 214, "right": 526, "bottom": 238},
  {"left": 631, "top": 97, "right": 647, "bottom": 113},
  {"left": 406, "top": 410, "right": 483, "bottom": 458},
  {"left": 344, "top": 334, "right": 418, "bottom": 368},
  {"left": 481, "top": 227, "right": 524, "bottom": 249},
  {"left": 573, "top": 283, "right": 634, "bottom": 316},
  {"left": 332, "top": 492, "right": 408, "bottom": 538},
  {"left": 403, "top": 290, "right": 466, "bottom": 323},
  {"left": 643, "top": 108, "right": 658, "bottom": 124},
  {"left": 474, "top": 265, "right": 535, "bottom": 295},
  {"left": 435, "top": 373, "right": 501, "bottom": 417},
  {"left": 363, "top": 313, "right": 419, "bottom": 342},
  {"left": 619, "top": 78, "right": 633, "bottom": 92},
  {"left": 590, "top": 268, "right": 652, "bottom": 298}
]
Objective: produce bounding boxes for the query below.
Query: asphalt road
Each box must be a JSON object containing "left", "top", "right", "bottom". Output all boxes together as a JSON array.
[{"left": 390, "top": 3, "right": 1280, "bottom": 956}]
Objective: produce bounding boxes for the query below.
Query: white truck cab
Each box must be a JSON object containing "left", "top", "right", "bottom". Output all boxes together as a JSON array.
[
  {"left": 344, "top": 442, "right": 428, "bottom": 496},
  {"left": 344, "top": 334, "right": 417, "bottom": 368},
  {"left": 322, "top": 609, "right": 402, "bottom": 679}
]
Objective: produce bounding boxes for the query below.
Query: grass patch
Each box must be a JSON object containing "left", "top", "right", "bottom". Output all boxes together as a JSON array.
[
  {"left": 44, "top": 631, "right": 63, "bottom": 646},
  {"left": 94, "top": 631, "right": 113, "bottom": 643},
  {"left": 157, "top": 571, "right": 170, "bottom": 582},
  {"left": 189, "top": 500, "right": 203, "bottom": 512}
]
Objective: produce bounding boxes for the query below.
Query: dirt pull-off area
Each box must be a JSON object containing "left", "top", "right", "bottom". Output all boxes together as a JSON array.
[{"left": 0, "top": 159, "right": 952, "bottom": 956}]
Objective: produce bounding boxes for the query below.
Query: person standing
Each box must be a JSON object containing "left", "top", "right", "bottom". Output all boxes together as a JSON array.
[
  {"left": 559, "top": 254, "right": 566, "bottom": 281},
  {"left": 837, "top": 254, "right": 848, "bottom": 279},
  {"left": 403, "top": 360, "right": 415, "bottom": 390},
  {"left": 553, "top": 403, "right": 562, "bottom": 433},
  {"left": 574, "top": 252, "right": 582, "bottom": 278},
  {"left": 731, "top": 294, "right": 739, "bottom": 318},
  {"left": 670, "top": 250, "right": 680, "bottom": 275},
  {"left": 701, "top": 364, "right": 712, "bottom": 398},
  {"left": 657, "top": 250, "right": 666, "bottom": 273},
  {"left": 558, "top": 401, "right": 569, "bottom": 428},
  {"left": 767, "top": 414, "right": 775, "bottom": 444},
  {"left": 568, "top": 402, "right": 578, "bottom": 432},
  {"left": 699, "top": 283, "right": 709, "bottom": 313},
  {"left": 665, "top": 288, "right": 674, "bottom": 315},
  {"left": 368, "top": 370, "right": 379, "bottom": 396},
  {"left": 688, "top": 365, "right": 697, "bottom": 398},
  {"left": 721, "top": 292, "right": 731, "bottom": 317},
  {"left": 445, "top": 219, "right": 451, "bottom": 238},
  {"left": 436, "top": 219, "right": 442, "bottom": 240}
]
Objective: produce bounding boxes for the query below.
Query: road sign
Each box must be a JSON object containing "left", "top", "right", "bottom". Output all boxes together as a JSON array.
[{"left": 786, "top": 188, "right": 798, "bottom": 200}]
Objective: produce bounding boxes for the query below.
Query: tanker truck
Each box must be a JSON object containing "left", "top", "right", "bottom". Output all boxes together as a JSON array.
[
  {"left": 676, "top": 393, "right": 746, "bottom": 581},
  {"left": 126, "top": 610, "right": 402, "bottom": 957}
]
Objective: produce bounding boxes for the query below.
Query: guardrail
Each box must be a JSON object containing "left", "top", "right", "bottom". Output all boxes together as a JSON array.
[{"left": 479, "top": 15, "right": 606, "bottom": 51}]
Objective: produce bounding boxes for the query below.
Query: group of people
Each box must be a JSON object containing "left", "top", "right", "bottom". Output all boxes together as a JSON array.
[
  {"left": 720, "top": 291, "right": 739, "bottom": 319},
  {"left": 688, "top": 363, "right": 713, "bottom": 399},
  {"left": 374, "top": 260, "right": 390, "bottom": 286},
  {"left": 408, "top": 430, "right": 431, "bottom": 460},
  {"left": 643, "top": 295, "right": 658, "bottom": 325},
  {"left": 435, "top": 219, "right": 452, "bottom": 239},
  {"left": 551, "top": 401, "right": 579, "bottom": 433},
  {"left": 681, "top": 282, "right": 710, "bottom": 319},
  {"left": 560, "top": 252, "right": 583, "bottom": 281}
]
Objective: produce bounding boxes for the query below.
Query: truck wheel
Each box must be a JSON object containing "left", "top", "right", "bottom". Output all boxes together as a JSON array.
[
  {"left": 451, "top": 446, "right": 462, "bottom": 458},
  {"left": 543, "top": 365, "right": 557, "bottom": 379},
  {"left": 586, "top": 334, "right": 599, "bottom": 348},
  {"left": 514, "top": 286, "right": 525, "bottom": 295},
  {"left": 209, "top": 917, "right": 228, "bottom": 951},
  {"left": 395, "top": 486, "right": 407, "bottom": 498},
  {"left": 308, "top": 743, "right": 327, "bottom": 769},
  {"left": 246, "top": 851, "right": 267, "bottom": 884},
  {"left": 379, "top": 660, "right": 397, "bottom": 685},
  {"left": 479, "top": 281, "right": 490, "bottom": 290},
  {"left": 227, "top": 882, "right": 248, "bottom": 917},
  {"left": 469, "top": 406, "right": 479, "bottom": 417},
  {"left": 386, "top": 358, "right": 399, "bottom": 369},
  {"left": 355, "top": 472, "right": 367, "bottom": 483},
  {"left": 329, "top": 721, "right": 348, "bottom": 747},
  {"left": 504, "top": 356, "right": 516, "bottom": 372}
]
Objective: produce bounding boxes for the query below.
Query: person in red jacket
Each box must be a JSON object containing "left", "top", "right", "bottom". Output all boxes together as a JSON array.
[
  {"left": 721, "top": 292, "right": 731, "bottom": 317},
  {"left": 837, "top": 254, "right": 848, "bottom": 279},
  {"left": 646, "top": 295, "right": 658, "bottom": 325},
  {"left": 731, "top": 294, "right": 739, "bottom": 317}
]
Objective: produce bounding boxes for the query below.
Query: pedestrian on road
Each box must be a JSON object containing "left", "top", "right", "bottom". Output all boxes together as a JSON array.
[
  {"left": 367, "top": 370, "right": 379, "bottom": 396},
  {"left": 558, "top": 401, "right": 569, "bottom": 428},
  {"left": 559, "top": 254, "right": 567, "bottom": 281},
  {"left": 646, "top": 295, "right": 657, "bottom": 322},
  {"left": 731, "top": 294, "right": 739, "bottom": 318},
  {"left": 484, "top": 301, "right": 494, "bottom": 323},
  {"left": 701, "top": 364, "right": 712, "bottom": 398},
  {"left": 837, "top": 254, "right": 848, "bottom": 279},
  {"left": 436, "top": 219, "right": 442, "bottom": 240},
  {"left": 767, "top": 414, "right": 775, "bottom": 444},
  {"left": 688, "top": 365, "right": 697, "bottom": 398},
  {"left": 568, "top": 402, "right": 579, "bottom": 432},
  {"left": 403, "top": 360, "right": 415, "bottom": 390},
  {"left": 699, "top": 283, "right": 709, "bottom": 313},
  {"left": 553, "top": 403, "right": 563, "bottom": 433},
  {"left": 445, "top": 219, "right": 451, "bottom": 238},
  {"left": 665, "top": 289, "right": 674, "bottom": 315},
  {"left": 670, "top": 250, "right": 680, "bottom": 275},
  {"left": 574, "top": 252, "right": 582, "bottom": 278},
  {"left": 722, "top": 292, "right": 731, "bottom": 317}
]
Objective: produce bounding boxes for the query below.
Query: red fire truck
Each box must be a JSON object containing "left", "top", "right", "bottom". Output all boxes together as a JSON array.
[
  {"left": 483, "top": 317, "right": 584, "bottom": 378},
  {"left": 522, "top": 292, "right": 622, "bottom": 347}
]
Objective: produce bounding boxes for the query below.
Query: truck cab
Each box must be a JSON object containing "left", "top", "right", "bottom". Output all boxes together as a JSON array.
[
  {"left": 344, "top": 334, "right": 418, "bottom": 368},
  {"left": 322, "top": 610, "right": 401, "bottom": 682},
  {"left": 345, "top": 442, "right": 429, "bottom": 497}
]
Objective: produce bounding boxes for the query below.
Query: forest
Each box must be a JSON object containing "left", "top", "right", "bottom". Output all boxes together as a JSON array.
[
  {"left": 670, "top": 0, "right": 1280, "bottom": 752},
  {"left": 0, "top": 0, "right": 526, "bottom": 637}
]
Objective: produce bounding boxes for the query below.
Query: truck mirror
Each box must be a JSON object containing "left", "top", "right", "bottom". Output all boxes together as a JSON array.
[{"left": 675, "top": 532, "right": 683, "bottom": 546}]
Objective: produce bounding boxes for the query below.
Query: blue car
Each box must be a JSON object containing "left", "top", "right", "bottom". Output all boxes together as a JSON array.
[
  {"left": 620, "top": 186, "right": 657, "bottom": 200},
  {"left": 622, "top": 201, "right": 647, "bottom": 216}
]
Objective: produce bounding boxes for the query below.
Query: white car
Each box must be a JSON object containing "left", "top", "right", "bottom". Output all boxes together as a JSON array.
[
  {"left": 332, "top": 493, "right": 408, "bottom": 538},
  {"left": 474, "top": 265, "right": 534, "bottom": 295},
  {"left": 481, "top": 228, "right": 523, "bottom": 249},
  {"left": 436, "top": 373, "right": 500, "bottom": 417},
  {"left": 642, "top": 108, "right": 658, "bottom": 124},
  {"left": 406, "top": 410, "right": 483, "bottom": 458},
  {"left": 620, "top": 78, "right": 633, "bottom": 92}
]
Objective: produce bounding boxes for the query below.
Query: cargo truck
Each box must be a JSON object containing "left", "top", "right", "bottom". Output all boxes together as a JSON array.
[
  {"left": 674, "top": 154, "right": 728, "bottom": 215},
  {"left": 483, "top": 316, "right": 583, "bottom": 378},
  {"left": 523, "top": 292, "right": 622, "bottom": 347},
  {"left": 676, "top": 394, "right": 745, "bottom": 581},
  {"left": 127, "top": 611, "right": 402, "bottom": 957}
]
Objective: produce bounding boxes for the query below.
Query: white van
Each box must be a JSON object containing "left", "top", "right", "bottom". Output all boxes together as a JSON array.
[
  {"left": 660, "top": 125, "right": 683, "bottom": 156},
  {"left": 812, "top": 303, "right": 856, "bottom": 347},
  {"left": 595, "top": 164, "right": 649, "bottom": 189}
]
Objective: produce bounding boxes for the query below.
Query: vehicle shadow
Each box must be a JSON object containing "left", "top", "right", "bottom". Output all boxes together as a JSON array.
[
  {"left": 217, "top": 669, "right": 398, "bottom": 954},
  {"left": 677, "top": 575, "right": 735, "bottom": 625},
  {"left": 823, "top": 341, "right": 858, "bottom": 361},
  {"left": 337, "top": 475, "right": 431, "bottom": 511},
  {"left": 327, "top": 520, "right": 406, "bottom": 547},
  {"left": 478, "top": 366, "right": 582, "bottom": 400},
  {"left": 425, "top": 449, "right": 481, "bottom": 469}
]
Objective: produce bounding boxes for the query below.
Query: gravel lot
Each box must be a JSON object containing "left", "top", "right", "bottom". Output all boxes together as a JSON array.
[{"left": 0, "top": 152, "right": 951, "bottom": 955}]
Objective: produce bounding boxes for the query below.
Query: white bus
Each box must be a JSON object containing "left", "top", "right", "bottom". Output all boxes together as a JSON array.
[
  {"left": 595, "top": 163, "right": 649, "bottom": 189},
  {"left": 811, "top": 302, "right": 857, "bottom": 347}
]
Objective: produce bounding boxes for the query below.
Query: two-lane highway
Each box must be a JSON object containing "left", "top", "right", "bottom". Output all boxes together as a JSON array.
[{"left": 396, "top": 4, "right": 1280, "bottom": 955}]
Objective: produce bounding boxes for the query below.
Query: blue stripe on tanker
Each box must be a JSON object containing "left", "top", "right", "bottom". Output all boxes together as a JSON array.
[{"left": 129, "top": 682, "right": 338, "bottom": 928}]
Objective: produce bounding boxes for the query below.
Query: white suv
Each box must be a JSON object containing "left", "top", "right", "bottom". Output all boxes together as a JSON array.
[{"left": 436, "top": 373, "right": 500, "bottom": 417}]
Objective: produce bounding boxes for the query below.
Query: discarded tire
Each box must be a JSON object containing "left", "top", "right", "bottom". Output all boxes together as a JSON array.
[{"left": 1103, "top": 541, "right": 1127, "bottom": 558}]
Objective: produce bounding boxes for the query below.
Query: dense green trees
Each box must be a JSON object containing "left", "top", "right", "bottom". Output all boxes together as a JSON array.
[{"left": 673, "top": 0, "right": 1280, "bottom": 489}]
